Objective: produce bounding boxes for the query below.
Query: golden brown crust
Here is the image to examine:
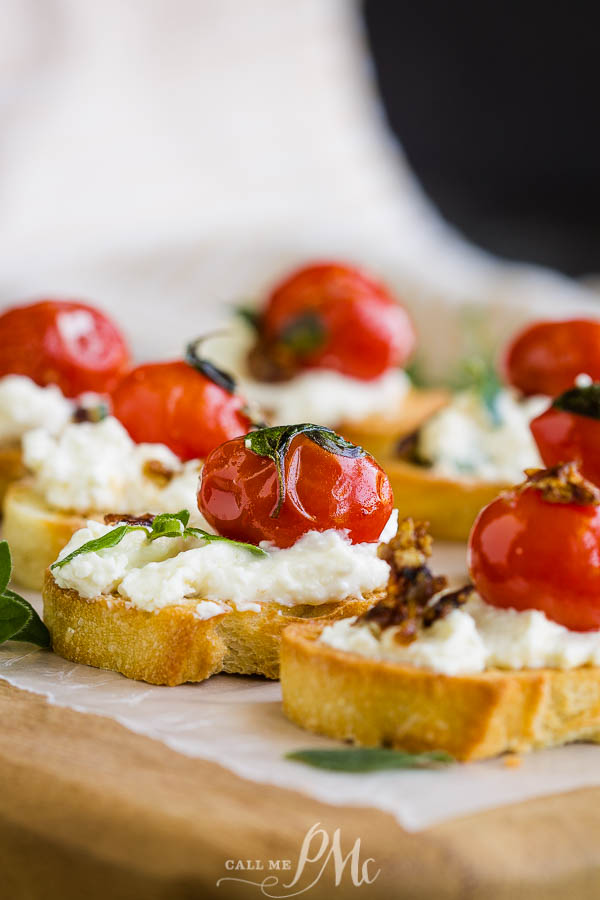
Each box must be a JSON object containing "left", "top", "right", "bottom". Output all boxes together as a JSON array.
[
  {"left": 378, "top": 458, "right": 507, "bottom": 541},
  {"left": 341, "top": 387, "right": 449, "bottom": 460},
  {"left": 43, "top": 573, "right": 383, "bottom": 686},
  {"left": 280, "top": 624, "right": 600, "bottom": 761},
  {"left": 0, "top": 445, "right": 26, "bottom": 509},
  {"left": 2, "top": 481, "right": 98, "bottom": 590}
]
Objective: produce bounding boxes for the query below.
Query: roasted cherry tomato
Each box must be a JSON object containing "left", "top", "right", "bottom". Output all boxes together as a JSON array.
[
  {"left": 530, "top": 384, "right": 600, "bottom": 486},
  {"left": 198, "top": 424, "right": 393, "bottom": 548},
  {"left": 112, "top": 361, "right": 253, "bottom": 460},
  {"left": 0, "top": 299, "right": 130, "bottom": 397},
  {"left": 503, "top": 319, "right": 600, "bottom": 397},
  {"left": 468, "top": 464, "right": 600, "bottom": 631},
  {"left": 257, "top": 262, "right": 416, "bottom": 381}
]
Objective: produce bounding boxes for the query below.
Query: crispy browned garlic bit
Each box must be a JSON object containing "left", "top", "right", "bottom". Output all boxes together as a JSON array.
[
  {"left": 356, "top": 517, "right": 472, "bottom": 645},
  {"left": 142, "top": 459, "right": 176, "bottom": 486},
  {"left": 518, "top": 462, "right": 600, "bottom": 505}
]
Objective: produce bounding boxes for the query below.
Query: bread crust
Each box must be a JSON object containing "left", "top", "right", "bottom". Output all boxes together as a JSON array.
[
  {"left": 3, "top": 481, "right": 99, "bottom": 590},
  {"left": 0, "top": 444, "right": 26, "bottom": 509},
  {"left": 342, "top": 387, "right": 449, "bottom": 461},
  {"left": 280, "top": 624, "right": 600, "bottom": 761},
  {"left": 43, "top": 573, "right": 383, "bottom": 686},
  {"left": 378, "top": 459, "right": 507, "bottom": 541}
]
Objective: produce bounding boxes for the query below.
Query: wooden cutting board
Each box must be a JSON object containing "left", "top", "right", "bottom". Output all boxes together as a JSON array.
[{"left": 1, "top": 680, "right": 599, "bottom": 899}]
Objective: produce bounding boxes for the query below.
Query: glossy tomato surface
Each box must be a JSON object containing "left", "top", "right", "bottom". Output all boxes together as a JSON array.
[
  {"left": 261, "top": 262, "right": 416, "bottom": 380},
  {"left": 112, "top": 361, "right": 253, "bottom": 460},
  {"left": 0, "top": 299, "right": 131, "bottom": 397},
  {"left": 198, "top": 432, "right": 393, "bottom": 548},
  {"left": 503, "top": 319, "right": 600, "bottom": 396},
  {"left": 469, "top": 487, "right": 600, "bottom": 631},
  {"left": 531, "top": 406, "right": 600, "bottom": 486}
]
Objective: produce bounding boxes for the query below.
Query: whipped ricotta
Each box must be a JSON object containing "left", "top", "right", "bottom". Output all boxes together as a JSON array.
[
  {"left": 23, "top": 415, "right": 205, "bottom": 519},
  {"left": 319, "top": 593, "right": 600, "bottom": 674},
  {"left": 201, "top": 319, "right": 410, "bottom": 426},
  {"left": 0, "top": 375, "right": 73, "bottom": 444},
  {"left": 52, "top": 513, "right": 397, "bottom": 617},
  {"left": 416, "top": 387, "right": 548, "bottom": 482}
]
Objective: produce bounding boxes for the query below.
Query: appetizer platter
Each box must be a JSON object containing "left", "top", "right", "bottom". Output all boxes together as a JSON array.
[{"left": 5, "top": 279, "right": 600, "bottom": 897}]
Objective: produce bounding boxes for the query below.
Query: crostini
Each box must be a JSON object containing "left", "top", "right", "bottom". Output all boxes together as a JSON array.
[
  {"left": 281, "top": 464, "right": 600, "bottom": 761},
  {"left": 200, "top": 261, "right": 447, "bottom": 457},
  {"left": 43, "top": 424, "right": 395, "bottom": 684}
]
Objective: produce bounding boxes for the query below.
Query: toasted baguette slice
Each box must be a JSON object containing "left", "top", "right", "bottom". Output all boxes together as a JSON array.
[
  {"left": 378, "top": 459, "right": 507, "bottom": 541},
  {"left": 2, "top": 481, "right": 97, "bottom": 590},
  {"left": 0, "top": 444, "right": 26, "bottom": 509},
  {"left": 341, "top": 387, "right": 449, "bottom": 461},
  {"left": 43, "top": 572, "right": 382, "bottom": 685},
  {"left": 280, "top": 624, "right": 600, "bottom": 761}
]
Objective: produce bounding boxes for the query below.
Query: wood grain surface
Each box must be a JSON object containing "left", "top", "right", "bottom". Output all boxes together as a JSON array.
[{"left": 1, "top": 679, "right": 599, "bottom": 900}]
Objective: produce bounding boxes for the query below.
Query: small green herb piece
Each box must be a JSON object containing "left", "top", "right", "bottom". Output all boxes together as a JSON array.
[
  {"left": 553, "top": 384, "right": 600, "bottom": 420},
  {"left": 50, "top": 510, "right": 268, "bottom": 571},
  {"left": 285, "top": 747, "right": 454, "bottom": 772},
  {"left": 244, "top": 424, "right": 367, "bottom": 517},
  {"left": 279, "top": 312, "right": 326, "bottom": 355},
  {"left": 0, "top": 542, "right": 50, "bottom": 647},
  {"left": 235, "top": 304, "right": 262, "bottom": 331},
  {"left": 185, "top": 339, "right": 237, "bottom": 395},
  {"left": 453, "top": 355, "right": 503, "bottom": 426}
]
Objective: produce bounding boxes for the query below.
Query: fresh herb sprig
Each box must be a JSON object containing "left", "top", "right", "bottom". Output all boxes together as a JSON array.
[
  {"left": 244, "top": 424, "right": 367, "bottom": 517},
  {"left": 553, "top": 383, "right": 600, "bottom": 419},
  {"left": 0, "top": 542, "right": 50, "bottom": 647},
  {"left": 285, "top": 747, "right": 454, "bottom": 772},
  {"left": 51, "top": 510, "right": 267, "bottom": 571}
]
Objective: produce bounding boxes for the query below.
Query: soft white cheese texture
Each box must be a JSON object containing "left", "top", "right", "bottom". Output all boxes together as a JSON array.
[
  {"left": 23, "top": 415, "right": 204, "bottom": 517},
  {"left": 319, "top": 593, "right": 600, "bottom": 674},
  {"left": 52, "top": 514, "right": 395, "bottom": 616},
  {"left": 0, "top": 375, "right": 73, "bottom": 443},
  {"left": 416, "top": 387, "right": 548, "bottom": 482},
  {"left": 201, "top": 319, "right": 410, "bottom": 426}
]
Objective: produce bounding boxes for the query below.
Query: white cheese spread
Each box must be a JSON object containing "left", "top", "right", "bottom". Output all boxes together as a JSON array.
[
  {"left": 23, "top": 415, "right": 205, "bottom": 518},
  {"left": 416, "top": 387, "right": 548, "bottom": 482},
  {"left": 52, "top": 512, "right": 397, "bottom": 617},
  {"left": 319, "top": 593, "right": 600, "bottom": 674},
  {"left": 0, "top": 375, "right": 73, "bottom": 444},
  {"left": 201, "top": 320, "right": 410, "bottom": 426}
]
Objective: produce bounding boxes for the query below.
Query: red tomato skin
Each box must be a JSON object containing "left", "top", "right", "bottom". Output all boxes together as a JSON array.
[
  {"left": 503, "top": 319, "right": 600, "bottom": 397},
  {"left": 468, "top": 487, "right": 600, "bottom": 631},
  {"left": 531, "top": 407, "right": 600, "bottom": 486},
  {"left": 263, "top": 262, "right": 416, "bottom": 380},
  {"left": 198, "top": 433, "right": 393, "bottom": 548},
  {"left": 0, "top": 299, "right": 131, "bottom": 397},
  {"left": 111, "top": 362, "right": 253, "bottom": 461}
]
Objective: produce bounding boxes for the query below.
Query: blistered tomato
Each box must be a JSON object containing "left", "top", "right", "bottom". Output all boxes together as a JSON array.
[
  {"left": 468, "top": 464, "right": 600, "bottom": 631},
  {"left": 255, "top": 262, "right": 415, "bottom": 381},
  {"left": 503, "top": 319, "right": 600, "bottom": 397},
  {"left": 112, "top": 361, "right": 253, "bottom": 460},
  {"left": 198, "top": 424, "right": 393, "bottom": 548},
  {"left": 0, "top": 299, "right": 131, "bottom": 397}
]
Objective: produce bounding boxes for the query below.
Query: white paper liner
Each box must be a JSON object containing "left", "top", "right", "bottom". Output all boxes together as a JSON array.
[{"left": 3, "top": 542, "right": 600, "bottom": 832}]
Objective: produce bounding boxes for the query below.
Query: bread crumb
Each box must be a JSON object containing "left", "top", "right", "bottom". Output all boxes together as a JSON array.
[{"left": 503, "top": 754, "right": 522, "bottom": 768}]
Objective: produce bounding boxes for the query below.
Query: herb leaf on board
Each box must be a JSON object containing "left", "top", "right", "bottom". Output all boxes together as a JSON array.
[
  {"left": 0, "top": 542, "right": 50, "bottom": 647},
  {"left": 285, "top": 747, "right": 454, "bottom": 772}
]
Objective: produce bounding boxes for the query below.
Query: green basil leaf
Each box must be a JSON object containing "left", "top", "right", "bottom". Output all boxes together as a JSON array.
[
  {"left": 244, "top": 424, "right": 367, "bottom": 517},
  {"left": 0, "top": 541, "right": 11, "bottom": 596},
  {"left": 553, "top": 384, "right": 600, "bottom": 419},
  {"left": 184, "top": 527, "right": 267, "bottom": 558},
  {"left": 185, "top": 339, "right": 237, "bottom": 395},
  {"left": 50, "top": 524, "right": 147, "bottom": 570},
  {"left": 0, "top": 593, "right": 31, "bottom": 644},
  {"left": 279, "top": 312, "right": 326, "bottom": 354},
  {"left": 453, "top": 355, "right": 503, "bottom": 426},
  {"left": 147, "top": 510, "right": 191, "bottom": 540},
  {"left": 285, "top": 747, "right": 454, "bottom": 772}
]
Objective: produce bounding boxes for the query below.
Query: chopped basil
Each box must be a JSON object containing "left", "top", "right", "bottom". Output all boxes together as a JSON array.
[
  {"left": 285, "top": 747, "right": 454, "bottom": 772},
  {"left": 0, "top": 542, "right": 50, "bottom": 647},
  {"left": 244, "top": 424, "right": 367, "bottom": 517},
  {"left": 50, "top": 510, "right": 267, "bottom": 571},
  {"left": 553, "top": 383, "right": 600, "bottom": 419}
]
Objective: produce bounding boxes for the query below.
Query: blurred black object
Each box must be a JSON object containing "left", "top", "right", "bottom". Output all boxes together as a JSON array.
[{"left": 363, "top": 1, "right": 600, "bottom": 276}]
